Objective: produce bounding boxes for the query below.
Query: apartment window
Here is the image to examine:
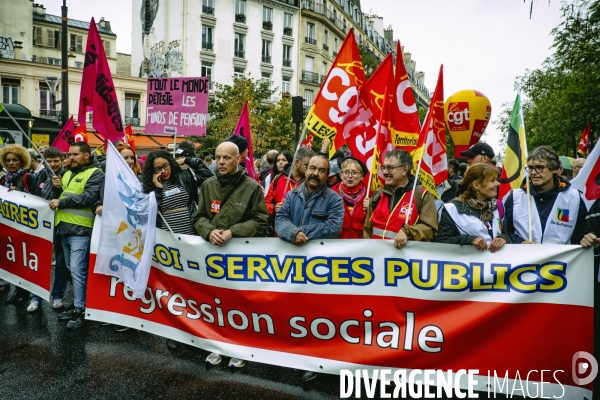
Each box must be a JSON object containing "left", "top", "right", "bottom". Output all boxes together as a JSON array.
[
  {"left": 2, "top": 78, "right": 20, "bottom": 105},
  {"left": 233, "top": 67, "right": 245, "bottom": 79},
  {"left": 74, "top": 61, "right": 83, "bottom": 69},
  {"left": 305, "top": 56, "right": 314, "bottom": 72},
  {"left": 202, "top": 26, "right": 213, "bottom": 51},
  {"left": 235, "top": 0, "right": 246, "bottom": 22},
  {"left": 261, "top": 72, "right": 271, "bottom": 85},
  {"left": 48, "top": 58, "right": 60, "bottom": 65},
  {"left": 334, "top": 37, "right": 339, "bottom": 54},
  {"left": 202, "top": 0, "right": 214, "bottom": 15},
  {"left": 201, "top": 61, "right": 213, "bottom": 89},
  {"left": 47, "top": 29, "right": 60, "bottom": 48},
  {"left": 125, "top": 93, "right": 140, "bottom": 126},
  {"left": 234, "top": 33, "right": 245, "bottom": 58},
  {"left": 70, "top": 34, "right": 82, "bottom": 52},
  {"left": 304, "top": 89, "right": 314, "bottom": 107},
  {"left": 103, "top": 40, "right": 111, "bottom": 57},
  {"left": 283, "top": 13, "right": 293, "bottom": 36},
  {"left": 262, "top": 7, "right": 273, "bottom": 30},
  {"left": 305, "top": 23, "right": 316, "bottom": 45},
  {"left": 33, "top": 27, "right": 42, "bottom": 45},
  {"left": 323, "top": 30, "right": 329, "bottom": 51},
  {"left": 261, "top": 40, "right": 272, "bottom": 63},
  {"left": 322, "top": 62, "right": 327, "bottom": 80},
  {"left": 281, "top": 77, "right": 290, "bottom": 94},
  {"left": 39, "top": 82, "right": 56, "bottom": 119},
  {"left": 282, "top": 44, "right": 292, "bottom": 67}
]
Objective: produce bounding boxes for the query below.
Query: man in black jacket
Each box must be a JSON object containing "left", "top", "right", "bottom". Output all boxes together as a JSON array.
[{"left": 49, "top": 142, "right": 103, "bottom": 329}]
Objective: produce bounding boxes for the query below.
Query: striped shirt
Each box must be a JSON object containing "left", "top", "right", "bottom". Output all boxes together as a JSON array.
[{"left": 160, "top": 182, "right": 195, "bottom": 235}]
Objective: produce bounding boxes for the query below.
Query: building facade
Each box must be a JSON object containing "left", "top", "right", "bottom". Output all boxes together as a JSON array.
[
  {"left": 131, "top": 0, "right": 301, "bottom": 102},
  {"left": 0, "top": 1, "right": 147, "bottom": 146}
]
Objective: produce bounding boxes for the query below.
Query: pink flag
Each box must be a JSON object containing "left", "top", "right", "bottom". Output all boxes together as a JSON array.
[
  {"left": 50, "top": 116, "right": 76, "bottom": 153},
  {"left": 234, "top": 101, "right": 255, "bottom": 179},
  {"left": 78, "top": 18, "right": 124, "bottom": 144}
]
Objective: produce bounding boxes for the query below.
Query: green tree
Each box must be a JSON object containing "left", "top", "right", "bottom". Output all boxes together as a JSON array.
[
  {"left": 516, "top": 0, "right": 600, "bottom": 156},
  {"left": 358, "top": 44, "right": 381, "bottom": 79},
  {"left": 198, "top": 76, "right": 295, "bottom": 156}
]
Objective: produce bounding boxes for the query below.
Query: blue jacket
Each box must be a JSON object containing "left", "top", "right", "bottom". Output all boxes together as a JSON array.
[{"left": 275, "top": 183, "right": 344, "bottom": 243}]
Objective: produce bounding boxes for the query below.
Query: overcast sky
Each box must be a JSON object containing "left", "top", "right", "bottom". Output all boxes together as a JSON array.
[{"left": 40, "top": 0, "right": 564, "bottom": 155}]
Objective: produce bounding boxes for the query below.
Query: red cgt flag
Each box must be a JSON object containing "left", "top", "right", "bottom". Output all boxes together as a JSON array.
[
  {"left": 78, "top": 18, "right": 124, "bottom": 144},
  {"left": 304, "top": 28, "right": 368, "bottom": 157},
  {"left": 300, "top": 132, "right": 314, "bottom": 149},
  {"left": 578, "top": 124, "right": 591, "bottom": 156},
  {"left": 124, "top": 124, "right": 136, "bottom": 153},
  {"left": 571, "top": 140, "right": 600, "bottom": 208},
  {"left": 390, "top": 40, "right": 421, "bottom": 152},
  {"left": 413, "top": 65, "right": 447, "bottom": 198}
]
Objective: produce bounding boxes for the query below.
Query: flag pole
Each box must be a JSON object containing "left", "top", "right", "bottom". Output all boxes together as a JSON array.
[
  {"left": 514, "top": 84, "right": 532, "bottom": 241},
  {"left": 526, "top": 174, "right": 533, "bottom": 241},
  {"left": 367, "top": 87, "right": 388, "bottom": 197},
  {"left": 405, "top": 151, "right": 424, "bottom": 225},
  {"left": 173, "top": 135, "right": 177, "bottom": 157},
  {"left": 285, "top": 124, "right": 309, "bottom": 192},
  {"left": 0, "top": 104, "right": 59, "bottom": 179}
]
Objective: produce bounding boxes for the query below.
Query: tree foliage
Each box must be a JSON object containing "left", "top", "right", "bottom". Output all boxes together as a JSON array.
[
  {"left": 198, "top": 76, "right": 295, "bottom": 156},
  {"left": 498, "top": 0, "right": 600, "bottom": 157},
  {"left": 358, "top": 44, "right": 381, "bottom": 80}
]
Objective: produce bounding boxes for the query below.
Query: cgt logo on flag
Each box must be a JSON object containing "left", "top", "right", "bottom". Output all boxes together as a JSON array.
[{"left": 556, "top": 208, "right": 570, "bottom": 223}]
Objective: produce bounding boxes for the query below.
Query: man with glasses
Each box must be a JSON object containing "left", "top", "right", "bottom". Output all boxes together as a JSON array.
[
  {"left": 275, "top": 154, "right": 343, "bottom": 382},
  {"left": 363, "top": 149, "right": 438, "bottom": 248},
  {"left": 504, "top": 146, "right": 587, "bottom": 244}
]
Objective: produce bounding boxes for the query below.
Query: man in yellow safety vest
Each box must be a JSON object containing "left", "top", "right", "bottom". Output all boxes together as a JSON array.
[{"left": 49, "top": 141, "right": 104, "bottom": 330}]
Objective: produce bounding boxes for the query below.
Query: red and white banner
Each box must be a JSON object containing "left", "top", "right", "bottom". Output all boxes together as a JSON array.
[
  {"left": 87, "top": 218, "right": 593, "bottom": 397},
  {"left": 0, "top": 187, "right": 54, "bottom": 299}
]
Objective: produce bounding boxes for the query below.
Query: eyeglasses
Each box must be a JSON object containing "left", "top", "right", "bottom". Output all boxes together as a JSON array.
[
  {"left": 525, "top": 165, "right": 547, "bottom": 174},
  {"left": 154, "top": 162, "right": 170, "bottom": 173},
  {"left": 381, "top": 164, "right": 404, "bottom": 172},
  {"left": 342, "top": 170, "right": 361, "bottom": 176}
]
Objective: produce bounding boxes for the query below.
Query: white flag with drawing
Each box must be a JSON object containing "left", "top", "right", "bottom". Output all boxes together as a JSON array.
[{"left": 94, "top": 141, "right": 157, "bottom": 298}]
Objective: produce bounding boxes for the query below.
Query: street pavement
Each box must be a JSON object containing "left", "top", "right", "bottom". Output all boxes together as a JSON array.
[{"left": 0, "top": 285, "right": 514, "bottom": 400}]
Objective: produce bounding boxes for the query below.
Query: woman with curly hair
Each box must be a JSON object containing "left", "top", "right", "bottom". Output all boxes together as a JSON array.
[
  {"left": 436, "top": 163, "right": 510, "bottom": 252},
  {"left": 0, "top": 144, "right": 35, "bottom": 302},
  {"left": 142, "top": 150, "right": 213, "bottom": 236}
]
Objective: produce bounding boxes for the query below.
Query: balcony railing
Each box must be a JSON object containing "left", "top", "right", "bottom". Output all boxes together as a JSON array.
[
  {"left": 125, "top": 117, "right": 140, "bottom": 126},
  {"left": 202, "top": 41, "right": 213, "bottom": 51},
  {"left": 275, "top": 0, "right": 299, "bottom": 6},
  {"left": 320, "top": 75, "right": 326, "bottom": 83},
  {"left": 283, "top": 27, "right": 293, "bottom": 36},
  {"left": 282, "top": 59, "right": 291, "bottom": 67},
  {"left": 235, "top": 13, "right": 246, "bottom": 23},
  {"left": 303, "top": 0, "right": 324, "bottom": 14},
  {"left": 262, "top": 21, "right": 273, "bottom": 31},
  {"left": 40, "top": 109, "right": 59, "bottom": 120},
  {"left": 234, "top": 49, "right": 245, "bottom": 58},
  {"left": 323, "top": 43, "right": 329, "bottom": 51},
  {"left": 202, "top": 5, "right": 214, "bottom": 15},
  {"left": 262, "top": 55, "right": 271, "bottom": 63},
  {"left": 304, "top": 37, "right": 316, "bottom": 45},
  {"left": 301, "top": 70, "right": 320, "bottom": 84}
]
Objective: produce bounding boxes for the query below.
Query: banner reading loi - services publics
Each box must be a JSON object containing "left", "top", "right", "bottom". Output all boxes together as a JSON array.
[
  {"left": 146, "top": 77, "right": 209, "bottom": 136},
  {"left": 0, "top": 186, "right": 54, "bottom": 299},
  {"left": 87, "top": 219, "right": 593, "bottom": 398}
]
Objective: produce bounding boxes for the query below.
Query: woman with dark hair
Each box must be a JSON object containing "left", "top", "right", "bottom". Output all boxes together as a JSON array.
[
  {"left": 274, "top": 151, "right": 292, "bottom": 175},
  {"left": 436, "top": 163, "right": 510, "bottom": 252},
  {"left": 0, "top": 144, "right": 35, "bottom": 301},
  {"left": 332, "top": 156, "right": 369, "bottom": 238},
  {"left": 142, "top": 150, "right": 213, "bottom": 235}
]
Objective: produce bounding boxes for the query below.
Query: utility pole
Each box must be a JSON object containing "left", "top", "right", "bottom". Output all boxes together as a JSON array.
[{"left": 61, "top": 0, "right": 69, "bottom": 127}]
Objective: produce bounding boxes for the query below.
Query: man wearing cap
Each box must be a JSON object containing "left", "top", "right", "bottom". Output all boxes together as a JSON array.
[
  {"left": 504, "top": 145, "right": 587, "bottom": 245},
  {"left": 363, "top": 149, "right": 438, "bottom": 248},
  {"left": 460, "top": 142, "right": 495, "bottom": 166},
  {"left": 193, "top": 140, "right": 268, "bottom": 368},
  {"left": 174, "top": 147, "right": 197, "bottom": 169},
  {"left": 226, "top": 135, "right": 249, "bottom": 170}
]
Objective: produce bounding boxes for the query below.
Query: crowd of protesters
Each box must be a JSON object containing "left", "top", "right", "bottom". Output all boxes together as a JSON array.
[{"left": 1, "top": 135, "right": 599, "bottom": 383}]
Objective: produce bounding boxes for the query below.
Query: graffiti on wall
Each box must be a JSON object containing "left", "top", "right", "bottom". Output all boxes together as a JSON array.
[{"left": 0, "top": 37, "right": 15, "bottom": 58}]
